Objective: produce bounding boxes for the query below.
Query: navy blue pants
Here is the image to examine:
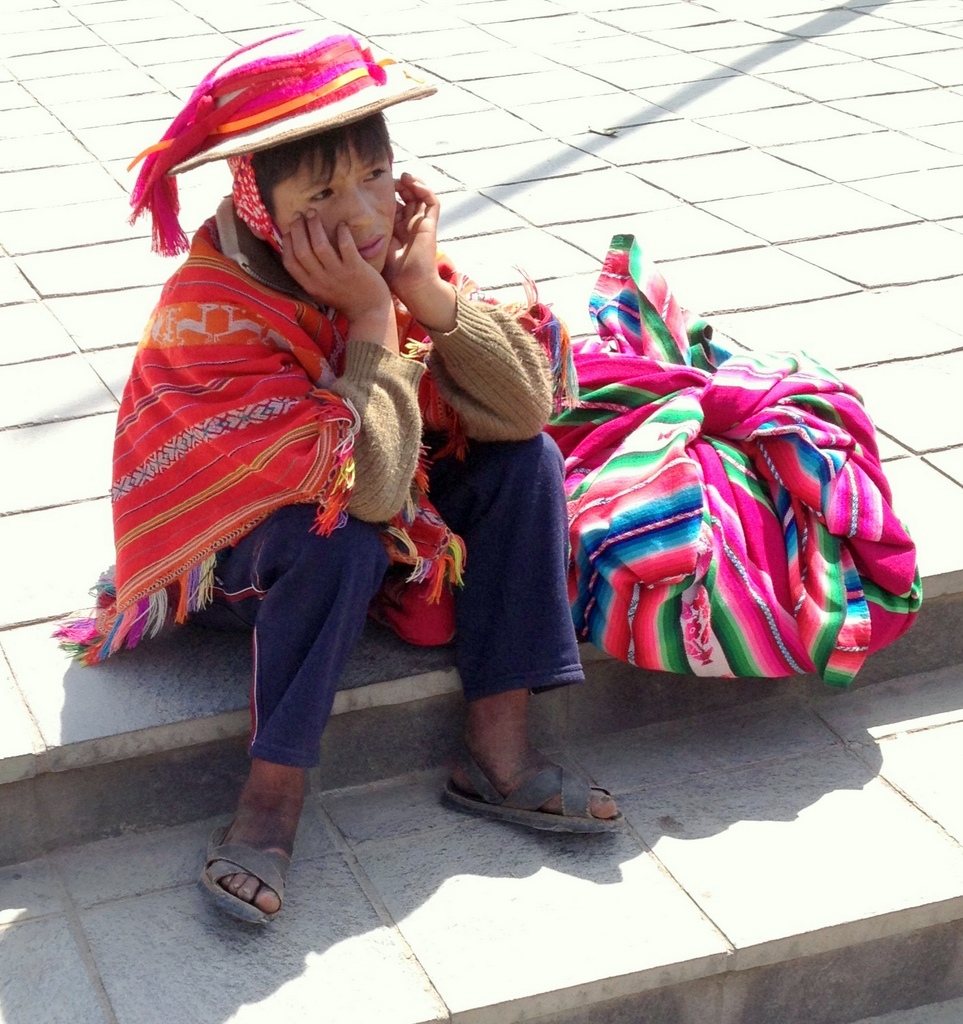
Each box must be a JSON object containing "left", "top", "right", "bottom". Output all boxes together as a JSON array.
[{"left": 198, "top": 434, "right": 583, "bottom": 767}]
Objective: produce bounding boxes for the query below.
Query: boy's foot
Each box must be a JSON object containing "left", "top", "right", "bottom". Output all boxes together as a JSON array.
[
  {"left": 450, "top": 689, "right": 620, "bottom": 824},
  {"left": 449, "top": 750, "right": 620, "bottom": 822},
  {"left": 205, "top": 760, "right": 305, "bottom": 918}
]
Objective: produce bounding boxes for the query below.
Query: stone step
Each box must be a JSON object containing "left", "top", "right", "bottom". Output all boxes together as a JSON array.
[
  {"left": 851, "top": 999, "right": 963, "bottom": 1024},
  {"left": 0, "top": 572, "right": 960, "bottom": 866},
  {"left": 3, "top": 659, "right": 961, "bottom": 1024}
]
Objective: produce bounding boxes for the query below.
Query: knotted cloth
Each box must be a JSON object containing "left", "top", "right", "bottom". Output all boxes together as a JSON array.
[{"left": 547, "top": 235, "right": 920, "bottom": 685}]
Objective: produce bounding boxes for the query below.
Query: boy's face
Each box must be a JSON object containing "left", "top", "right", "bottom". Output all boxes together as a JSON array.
[{"left": 270, "top": 144, "right": 396, "bottom": 273}]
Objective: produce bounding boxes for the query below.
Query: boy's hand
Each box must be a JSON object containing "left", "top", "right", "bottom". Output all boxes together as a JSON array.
[
  {"left": 384, "top": 173, "right": 456, "bottom": 332},
  {"left": 282, "top": 211, "right": 398, "bottom": 352}
]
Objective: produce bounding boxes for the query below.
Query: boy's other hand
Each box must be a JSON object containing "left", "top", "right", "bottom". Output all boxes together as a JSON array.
[{"left": 384, "top": 173, "right": 456, "bottom": 332}]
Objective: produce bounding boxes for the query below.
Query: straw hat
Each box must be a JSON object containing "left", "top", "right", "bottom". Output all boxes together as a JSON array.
[
  {"left": 169, "top": 34, "right": 435, "bottom": 174},
  {"left": 129, "top": 30, "right": 436, "bottom": 254}
]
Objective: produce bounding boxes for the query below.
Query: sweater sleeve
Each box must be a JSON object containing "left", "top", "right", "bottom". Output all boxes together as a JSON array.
[
  {"left": 328, "top": 341, "right": 426, "bottom": 522},
  {"left": 426, "top": 294, "right": 553, "bottom": 441}
]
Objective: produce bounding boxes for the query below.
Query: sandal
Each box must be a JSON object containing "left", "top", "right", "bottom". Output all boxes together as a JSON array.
[
  {"left": 442, "top": 752, "right": 622, "bottom": 833},
  {"left": 199, "top": 827, "right": 291, "bottom": 924}
]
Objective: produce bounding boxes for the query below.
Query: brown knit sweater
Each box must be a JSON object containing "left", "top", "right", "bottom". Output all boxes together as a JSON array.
[{"left": 216, "top": 199, "right": 553, "bottom": 523}]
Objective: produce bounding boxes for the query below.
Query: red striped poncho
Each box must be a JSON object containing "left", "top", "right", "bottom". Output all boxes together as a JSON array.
[{"left": 59, "top": 222, "right": 572, "bottom": 664}]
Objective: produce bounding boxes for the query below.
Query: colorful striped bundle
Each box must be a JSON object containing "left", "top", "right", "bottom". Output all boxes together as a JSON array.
[{"left": 547, "top": 235, "right": 921, "bottom": 686}]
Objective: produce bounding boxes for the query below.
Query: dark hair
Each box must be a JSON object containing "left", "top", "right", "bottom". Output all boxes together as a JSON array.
[{"left": 252, "top": 112, "right": 392, "bottom": 217}]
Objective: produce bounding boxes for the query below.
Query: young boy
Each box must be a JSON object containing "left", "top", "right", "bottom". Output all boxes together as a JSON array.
[{"left": 61, "top": 30, "right": 619, "bottom": 924}]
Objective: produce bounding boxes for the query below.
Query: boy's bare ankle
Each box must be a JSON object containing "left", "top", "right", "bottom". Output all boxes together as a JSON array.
[{"left": 234, "top": 760, "right": 306, "bottom": 828}]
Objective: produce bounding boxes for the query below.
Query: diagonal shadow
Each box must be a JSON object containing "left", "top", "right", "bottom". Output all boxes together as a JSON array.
[{"left": 404, "top": 0, "right": 904, "bottom": 225}]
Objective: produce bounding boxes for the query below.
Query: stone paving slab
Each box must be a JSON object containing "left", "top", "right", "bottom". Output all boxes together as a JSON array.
[
  {"left": 694, "top": 101, "right": 878, "bottom": 145},
  {"left": 841, "top": 352, "right": 963, "bottom": 452},
  {"left": 0, "top": 654, "right": 42, "bottom": 786},
  {"left": 783, "top": 221, "right": 963, "bottom": 287},
  {"left": 0, "top": 414, "right": 114, "bottom": 515},
  {"left": 85, "top": 345, "right": 137, "bottom": 403},
  {"left": 433, "top": 228, "right": 600, "bottom": 289},
  {"left": 17, "top": 237, "right": 172, "bottom": 297},
  {"left": 813, "top": 663, "right": 963, "bottom": 741},
  {"left": 766, "top": 130, "right": 960, "bottom": 180},
  {"left": 0, "top": 302, "right": 74, "bottom": 363},
  {"left": 928, "top": 446, "right": 963, "bottom": 485},
  {"left": 0, "top": 354, "right": 115, "bottom": 428},
  {"left": 0, "top": 197, "right": 146, "bottom": 255},
  {"left": 634, "top": 146, "right": 830, "bottom": 202},
  {"left": 0, "top": 132, "right": 94, "bottom": 173},
  {"left": 876, "top": 721, "right": 963, "bottom": 846},
  {"left": 701, "top": 42, "right": 860, "bottom": 76},
  {"left": 79, "top": 873, "right": 447, "bottom": 1024},
  {"left": 0, "top": 260, "right": 38, "bottom": 306},
  {"left": 641, "top": 244, "right": 859, "bottom": 313},
  {"left": 568, "top": 117, "right": 745, "bottom": 163},
  {"left": 0, "top": 500, "right": 114, "bottom": 629},
  {"left": 884, "top": 48, "right": 963, "bottom": 86},
  {"left": 549, "top": 204, "right": 764, "bottom": 263},
  {"left": 710, "top": 291, "right": 963, "bottom": 369},
  {"left": 357, "top": 824, "right": 728, "bottom": 1023},
  {"left": 481, "top": 166, "right": 680, "bottom": 224},
  {"left": 618, "top": 749, "right": 963, "bottom": 971},
  {"left": 0, "top": 914, "right": 112, "bottom": 1024},
  {"left": 699, "top": 181, "right": 918, "bottom": 244},
  {"left": 431, "top": 138, "right": 610, "bottom": 188},
  {"left": 852, "top": 998, "right": 963, "bottom": 1024},
  {"left": 758, "top": 60, "right": 937, "bottom": 101},
  {"left": 830, "top": 87, "right": 963, "bottom": 129},
  {"left": 635, "top": 74, "right": 805, "bottom": 117},
  {"left": 43, "top": 286, "right": 163, "bottom": 350}
]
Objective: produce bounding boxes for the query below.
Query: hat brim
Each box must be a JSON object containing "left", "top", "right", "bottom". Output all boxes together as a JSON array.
[{"left": 169, "top": 65, "right": 436, "bottom": 176}]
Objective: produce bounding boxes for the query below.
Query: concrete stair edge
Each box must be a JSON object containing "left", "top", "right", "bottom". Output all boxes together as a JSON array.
[
  {"left": 2, "top": 585, "right": 958, "bottom": 780},
  {"left": 0, "top": 587, "right": 959, "bottom": 866}
]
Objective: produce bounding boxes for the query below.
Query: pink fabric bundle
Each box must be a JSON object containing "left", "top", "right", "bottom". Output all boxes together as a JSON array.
[{"left": 547, "top": 235, "right": 921, "bottom": 685}]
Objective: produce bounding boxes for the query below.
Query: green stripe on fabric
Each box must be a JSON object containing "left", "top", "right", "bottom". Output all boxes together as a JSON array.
[
  {"left": 807, "top": 531, "right": 845, "bottom": 676},
  {"left": 792, "top": 393, "right": 846, "bottom": 427},
  {"left": 863, "top": 574, "right": 923, "bottom": 613},
  {"left": 657, "top": 586, "right": 689, "bottom": 675},
  {"left": 707, "top": 439, "right": 771, "bottom": 504},
  {"left": 706, "top": 579, "right": 763, "bottom": 677}
]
